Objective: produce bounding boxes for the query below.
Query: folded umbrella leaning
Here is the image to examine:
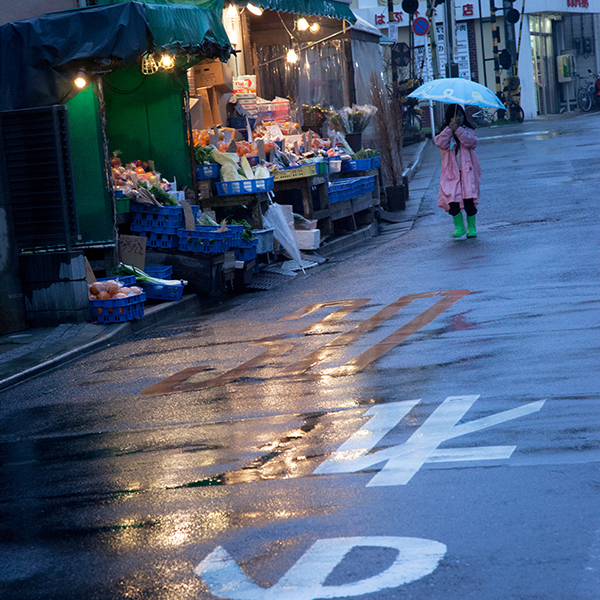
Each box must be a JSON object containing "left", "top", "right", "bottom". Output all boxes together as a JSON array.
[{"left": 408, "top": 77, "right": 505, "bottom": 110}]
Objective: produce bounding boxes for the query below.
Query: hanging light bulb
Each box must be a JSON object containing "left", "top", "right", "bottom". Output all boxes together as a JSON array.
[
  {"left": 141, "top": 53, "right": 159, "bottom": 75},
  {"left": 286, "top": 48, "right": 298, "bottom": 63},
  {"left": 226, "top": 4, "right": 239, "bottom": 21},
  {"left": 246, "top": 3, "right": 263, "bottom": 15},
  {"left": 309, "top": 22, "right": 320, "bottom": 34},
  {"left": 159, "top": 53, "right": 175, "bottom": 70},
  {"left": 297, "top": 17, "right": 309, "bottom": 31},
  {"left": 74, "top": 70, "right": 88, "bottom": 89}
]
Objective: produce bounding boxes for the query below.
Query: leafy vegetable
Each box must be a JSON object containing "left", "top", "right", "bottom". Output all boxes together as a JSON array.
[
  {"left": 240, "top": 156, "right": 255, "bottom": 179},
  {"left": 114, "top": 263, "right": 187, "bottom": 286},
  {"left": 232, "top": 219, "right": 256, "bottom": 241},
  {"left": 195, "top": 144, "right": 216, "bottom": 164},
  {"left": 150, "top": 185, "right": 178, "bottom": 205}
]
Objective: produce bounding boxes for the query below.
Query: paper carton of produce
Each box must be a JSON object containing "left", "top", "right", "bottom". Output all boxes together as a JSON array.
[{"left": 194, "top": 59, "right": 234, "bottom": 92}]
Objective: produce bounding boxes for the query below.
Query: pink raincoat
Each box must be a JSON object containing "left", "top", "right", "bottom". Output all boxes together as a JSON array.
[{"left": 434, "top": 125, "right": 481, "bottom": 212}]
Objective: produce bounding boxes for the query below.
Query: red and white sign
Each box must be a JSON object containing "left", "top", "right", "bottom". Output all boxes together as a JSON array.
[{"left": 412, "top": 16, "right": 430, "bottom": 36}]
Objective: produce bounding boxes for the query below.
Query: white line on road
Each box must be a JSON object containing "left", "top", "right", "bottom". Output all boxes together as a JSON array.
[{"left": 479, "top": 131, "right": 551, "bottom": 141}]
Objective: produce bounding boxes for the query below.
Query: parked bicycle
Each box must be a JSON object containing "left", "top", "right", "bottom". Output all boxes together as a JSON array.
[
  {"left": 469, "top": 93, "right": 524, "bottom": 126},
  {"left": 576, "top": 70, "right": 600, "bottom": 112},
  {"left": 403, "top": 97, "right": 422, "bottom": 130}
]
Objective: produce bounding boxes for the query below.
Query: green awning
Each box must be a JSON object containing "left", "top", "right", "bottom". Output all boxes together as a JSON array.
[
  {"left": 96, "top": 0, "right": 225, "bottom": 16},
  {"left": 143, "top": 3, "right": 231, "bottom": 51},
  {"left": 235, "top": 0, "right": 356, "bottom": 22},
  {"left": 95, "top": 1, "right": 232, "bottom": 50}
]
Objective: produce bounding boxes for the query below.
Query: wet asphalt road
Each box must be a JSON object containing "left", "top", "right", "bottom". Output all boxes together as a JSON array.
[{"left": 1, "top": 113, "right": 599, "bottom": 600}]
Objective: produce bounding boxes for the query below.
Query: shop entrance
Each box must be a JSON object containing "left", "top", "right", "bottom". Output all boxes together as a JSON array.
[{"left": 530, "top": 15, "right": 556, "bottom": 115}]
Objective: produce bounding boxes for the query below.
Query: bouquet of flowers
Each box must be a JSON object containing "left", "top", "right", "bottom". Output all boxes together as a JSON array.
[
  {"left": 326, "top": 104, "right": 378, "bottom": 134},
  {"left": 301, "top": 104, "right": 328, "bottom": 127}
]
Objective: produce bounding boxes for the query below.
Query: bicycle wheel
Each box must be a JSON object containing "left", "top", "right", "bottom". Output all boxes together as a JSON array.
[
  {"left": 508, "top": 102, "right": 524, "bottom": 123},
  {"left": 577, "top": 88, "right": 593, "bottom": 112}
]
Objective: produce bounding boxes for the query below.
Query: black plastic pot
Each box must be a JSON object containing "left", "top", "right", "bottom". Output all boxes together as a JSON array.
[
  {"left": 386, "top": 184, "right": 407, "bottom": 211},
  {"left": 346, "top": 133, "right": 363, "bottom": 152}
]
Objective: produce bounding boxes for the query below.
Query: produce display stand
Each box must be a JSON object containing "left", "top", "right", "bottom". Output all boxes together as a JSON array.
[
  {"left": 200, "top": 192, "right": 270, "bottom": 230},
  {"left": 272, "top": 173, "right": 333, "bottom": 238},
  {"left": 330, "top": 167, "right": 382, "bottom": 206}
]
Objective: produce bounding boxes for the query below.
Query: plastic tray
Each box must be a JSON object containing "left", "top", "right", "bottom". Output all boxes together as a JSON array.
[
  {"left": 341, "top": 158, "right": 372, "bottom": 172},
  {"left": 130, "top": 203, "right": 199, "bottom": 228},
  {"left": 115, "top": 197, "right": 130, "bottom": 214},
  {"left": 215, "top": 176, "right": 274, "bottom": 196},
  {"left": 144, "top": 265, "right": 173, "bottom": 279},
  {"left": 226, "top": 224, "right": 245, "bottom": 245},
  {"left": 89, "top": 293, "right": 146, "bottom": 323},
  {"left": 131, "top": 229, "right": 179, "bottom": 248},
  {"left": 232, "top": 238, "right": 258, "bottom": 261},
  {"left": 178, "top": 228, "right": 231, "bottom": 253},
  {"left": 142, "top": 282, "right": 184, "bottom": 301},
  {"left": 196, "top": 164, "right": 220, "bottom": 180},
  {"left": 131, "top": 222, "right": 180, "bottom": 236},
  {"left": 90, "top": 300, "right": 145, "bottom": 323}
]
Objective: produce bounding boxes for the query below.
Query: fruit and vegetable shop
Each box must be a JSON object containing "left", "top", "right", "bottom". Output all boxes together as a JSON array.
[{"left": 0, "top": 0, "right": 387, "bottom": 329}]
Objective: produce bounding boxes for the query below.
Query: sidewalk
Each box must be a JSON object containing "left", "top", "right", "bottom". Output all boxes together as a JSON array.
[{"left": 0, "top": 140, "right": 430, "bottom": 393}]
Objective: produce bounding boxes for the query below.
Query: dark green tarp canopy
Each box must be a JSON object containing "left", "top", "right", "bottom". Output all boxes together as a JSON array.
[
  {"left": 0, "top": 1, "right": 232, "bottom": 110},
  {"left": 235, "top": 0, "right": 355, "bottom": 21}
]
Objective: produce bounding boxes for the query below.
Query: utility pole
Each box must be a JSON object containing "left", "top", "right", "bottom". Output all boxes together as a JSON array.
[
  {"left": 426, "top": 0, "right": 440, "bottom": 80},
  {"left": 444, "top": 0, "right": 459, "bottom": 77},
  {"left": 489, "top": 0, "right": 502, "bottom": 96},
  {"left": 502, "top": 0, "right": 518, "bottom": 75},
  {"left": 388, "top": 0, "right": 398, "bottom": 98}
]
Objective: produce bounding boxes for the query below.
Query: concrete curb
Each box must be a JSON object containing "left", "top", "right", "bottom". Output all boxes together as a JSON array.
[
  {"left": 403, "top": 140, "right": 428, "bottom": 183},
  {"left": 0, "top": 295, "right": 202, "bottom": 392}
]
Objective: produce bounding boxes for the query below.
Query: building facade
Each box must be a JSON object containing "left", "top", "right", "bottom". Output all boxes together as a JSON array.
[{"left": 351, "top": 0, "right": 600, "bottom": 119}]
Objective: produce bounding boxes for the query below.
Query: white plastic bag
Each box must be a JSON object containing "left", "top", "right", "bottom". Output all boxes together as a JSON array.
[{"left": 262, "top": 203, "right": 305, "bottom": 273}]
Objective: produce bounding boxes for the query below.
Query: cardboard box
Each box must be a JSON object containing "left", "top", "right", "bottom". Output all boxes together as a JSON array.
[
  {"left": 234, "top": 75, "right": 257, "bottom": 94},
  {"left": 192, "top": 87, "right": 222, "bottom": 129},
  {"left": 194, "top": 59, "right": 233, "bottom": 92},
  {"left": 295, "top": 228, "right": 321, "bottom": 250}
]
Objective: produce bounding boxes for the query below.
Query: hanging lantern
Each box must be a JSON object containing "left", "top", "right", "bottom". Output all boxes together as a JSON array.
[{"left": 141, "top": 53, "right": 159, "bottom": 75}]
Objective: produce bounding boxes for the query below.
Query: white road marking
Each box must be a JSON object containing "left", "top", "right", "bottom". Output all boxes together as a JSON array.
[
  {"left": 195, "top": 536, "right": 447, "bottom": 599},
  {"left": 479, "top": 130, "right": 550, "bottom": 141},
  {"left": 313, "top": 396, "right": 546, "bottom": 486}
]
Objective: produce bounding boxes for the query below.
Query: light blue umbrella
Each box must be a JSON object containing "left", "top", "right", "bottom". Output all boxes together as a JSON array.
[{"left": 408, "top": 77, "right": 505, "bottom": 110}]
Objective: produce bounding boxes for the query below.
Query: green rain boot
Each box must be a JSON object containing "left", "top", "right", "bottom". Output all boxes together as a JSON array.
[
  {"left": 466, "top": 214, "right": 477, "bottom": 238},
  {"left": 452, "top": 213, "right": 466, "bottom": 237}
]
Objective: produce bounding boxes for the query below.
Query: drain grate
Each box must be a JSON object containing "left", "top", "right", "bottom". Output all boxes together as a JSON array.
[{"left": 248, "top": 271, "right": 297, "bottom": 290}]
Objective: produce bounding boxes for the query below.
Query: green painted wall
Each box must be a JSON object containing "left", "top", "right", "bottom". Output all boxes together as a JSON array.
[
  {"left": 103, "top": 65, "right": 193, "bottom": 189},
  {"left": 67, "top": 84, "right": 114, "bottom": 244}
]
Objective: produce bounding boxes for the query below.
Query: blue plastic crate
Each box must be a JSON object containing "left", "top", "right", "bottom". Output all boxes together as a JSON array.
[
  {"left": 131, "top": 229, "right": 179, "bottom": 248},
  {"left": 232, "top": 238, "right": 258, "bottom": 261},
  {"left": 196, "top": 164, "right": 220, "bottom": 179},
  {"left": 371, "top": 156, "right": 381, "bottom": 168},
  {"left": 130, "top": 203, "right": 199, "bottom": 228},
  {"left": 178, "top": 228, "right": 231, "bottom": 253},
  {"left": 341, "top": 158, "right": 372, "bottom": 172},
  {"left": 226, "top": 224, "right": 245, "bottom": 245},
  {"left": 89, "top": 293, "right": 146, "bottom": 323},
  {"left": 142, "top": 281, "right": 184, "bottom": 301},
  {"left": 215, "top": 176, "right": 274, "bottom": 196},
  {"left": 131, "top": 222, "right": 181, "bottom": 236},
  {"left": 144, "top": 265, "right": 173, "bottom": 279}
]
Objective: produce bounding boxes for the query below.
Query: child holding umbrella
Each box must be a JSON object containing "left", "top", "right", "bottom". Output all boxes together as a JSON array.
[{"left": 434, "top": 104, "right": 481, "bottom": 238}]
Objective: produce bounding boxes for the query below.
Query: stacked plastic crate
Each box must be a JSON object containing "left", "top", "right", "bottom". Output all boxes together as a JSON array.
[{"left": 130, "top": 204, "right": 199, "bottom": 248}]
